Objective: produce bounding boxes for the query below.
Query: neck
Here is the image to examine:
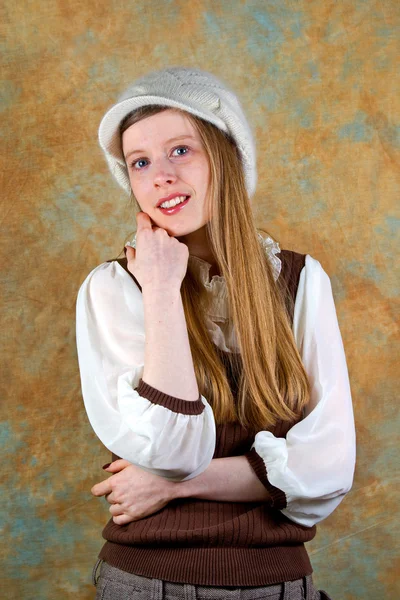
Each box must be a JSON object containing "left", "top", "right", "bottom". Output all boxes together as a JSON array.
[{"left": 178, "top": 225, "right": 219, "bottom": 273}]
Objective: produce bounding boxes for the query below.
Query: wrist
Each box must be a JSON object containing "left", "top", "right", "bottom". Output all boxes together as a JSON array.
[
  {"left": 142, "top": 284, "right": 181, "bottom": 299},
  {"left": 170, "top": 468, "right": 210, "bottom": 502}
]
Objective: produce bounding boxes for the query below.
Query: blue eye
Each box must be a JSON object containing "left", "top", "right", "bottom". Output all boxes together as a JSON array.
[
  {"left": 132, "top": 158, "right": 148, "bottom": 169},
  {"left": 172, "top": 146, "right": 189, "bottom": 156},
  {"left": 130, "top": 146, "right": 190, "bottom": 170}
]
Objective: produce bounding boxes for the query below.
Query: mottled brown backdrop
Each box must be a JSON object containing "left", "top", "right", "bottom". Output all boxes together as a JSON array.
[{"left": 1, "top": 1, "right": 399, "bottom": 598}]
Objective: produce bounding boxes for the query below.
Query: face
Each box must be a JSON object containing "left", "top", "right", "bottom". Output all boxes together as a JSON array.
[{"left": 122, "top": 109, "right": 212, "bottom": 238}]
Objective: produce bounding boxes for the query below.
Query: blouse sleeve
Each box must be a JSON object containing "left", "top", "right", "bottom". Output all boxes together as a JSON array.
[
  {"left": 245, "top": 255, "right": 356, "bottom": 527},
  {"left": 75, "top": 260, "right": 216, "bottom": 481}
]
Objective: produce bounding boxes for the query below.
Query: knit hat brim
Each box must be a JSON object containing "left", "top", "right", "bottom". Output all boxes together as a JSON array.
[
  {"left": 99, "top": 96, "right": 228, "bottom": 163},
  {"left": 97, "top": 67, "right": 257, "bottom": 198}
]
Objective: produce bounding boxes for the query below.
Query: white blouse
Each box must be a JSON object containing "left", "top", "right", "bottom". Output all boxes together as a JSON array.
[{"left": 75, "top": 236, "right": 356, "bottom": 528}]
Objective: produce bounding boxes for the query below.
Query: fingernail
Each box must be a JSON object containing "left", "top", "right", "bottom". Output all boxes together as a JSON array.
[{"left": 102, "top": 463, "right": 111, "bottom": 470}]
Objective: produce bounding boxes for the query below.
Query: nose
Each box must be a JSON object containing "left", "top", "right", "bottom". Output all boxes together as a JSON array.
[{"left": 152, "top": 157, "right": 178, "bottom": 187}]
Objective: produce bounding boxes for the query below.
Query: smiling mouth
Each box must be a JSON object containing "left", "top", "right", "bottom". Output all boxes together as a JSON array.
[
  {"left": 158, "top": 195, "right": 190, "bottom": 208},
  {"left": 158, "top": 196, "right": 191, "bottom": 214}
]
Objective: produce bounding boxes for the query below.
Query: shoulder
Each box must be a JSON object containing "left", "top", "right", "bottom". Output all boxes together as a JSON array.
[
  {"left": 276, "top": 250, "right": 330, "bottom": 316},
  {"left": 77, "top": 259, "right": 138, "bottom": 302},
  {"left": 277, "top": 248, "right": 306, "bottom": 278},
  {"left": 278, "top": 250, "right": 327, "bottom": 283},
  {"left": 76, "top": 260, "right": 144, "bottom": 328},
  {"left": 287, "top": 254, "right": 332, "bottom": 310},
  {"left": 105, "top": 257, "right": 142, "bottom": 291},
  {"left": 300, "top": 256, "right": 333, "bottom": 301},
  {"left": 79, "top": 260, "right": 118, "bottom": 288},
  {"left": 276, "top": 249, "right": 307, "bottom": 303}
]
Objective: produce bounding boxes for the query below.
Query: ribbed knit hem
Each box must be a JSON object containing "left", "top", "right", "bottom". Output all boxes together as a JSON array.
[
  {"left": 135, "top": 378, "right": 204, "bottom": 414},
  {"left": 98, "top": 542, "right": 313, "bottom": 587},
  {"left": 244, "top": 448, "right": 287, "bottom": 509}
]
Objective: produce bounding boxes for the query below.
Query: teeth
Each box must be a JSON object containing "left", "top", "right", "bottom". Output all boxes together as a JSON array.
[{"left": 160, "top": 195, "right": 188, "bottom": 209}]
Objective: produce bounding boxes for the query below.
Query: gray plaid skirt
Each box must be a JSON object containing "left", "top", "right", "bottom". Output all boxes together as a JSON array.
[{"left": 92, "top": 559, "right": 333, "bottom": 599}]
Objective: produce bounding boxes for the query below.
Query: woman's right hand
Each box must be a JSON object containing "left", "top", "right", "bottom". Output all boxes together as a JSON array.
[{"left": 125, "top": 212, "right": 189, "bottom": 291}]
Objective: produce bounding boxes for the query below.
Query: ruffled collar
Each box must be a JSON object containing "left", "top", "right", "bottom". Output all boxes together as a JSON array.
[{"left": 188, "top": 233, "right": 281, "bottom": 321}]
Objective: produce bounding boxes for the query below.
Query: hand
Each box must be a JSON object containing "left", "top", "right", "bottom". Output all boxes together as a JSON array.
[
  {"left": 91, "top": 459, "right": 177, "bottom": 525},
  {"left": 125, "top": 212, "right": 189, "bottom": 291}
]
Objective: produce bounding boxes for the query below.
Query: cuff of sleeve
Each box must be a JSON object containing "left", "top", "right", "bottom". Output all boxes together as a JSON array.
[
  {"left": 244, "top": 448, "right": 287, "bottom": 509},
  {"left": 135, "top": 378, "right": 204, "bottom": 415}
]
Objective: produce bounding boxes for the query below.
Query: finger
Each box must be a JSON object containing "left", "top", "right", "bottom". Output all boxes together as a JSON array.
[
  {"left": 105, "top": 459, "right": 132, "bottom": 473},
  {"left": 109, "top": 503, "right": 124, "bottom": 516},
  {"left": 91, "top": 479, "right": 112, "bottom": 497},
  {"left": 113, "top": 513, "right": 136, "bottom": 525},
  {"left": 124, "top": 245, "right": 135, "bottom": 259},
  {"left": 105, "top": 492, "right": 115, "bottom": 504},
  {"left": 136, "top": 211, "right": 152, "bottom": 231}
]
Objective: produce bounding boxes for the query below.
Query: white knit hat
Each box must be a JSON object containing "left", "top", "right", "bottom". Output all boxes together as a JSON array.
[{"left": 98, "top": 66, "right": 257, "bottom": 198}]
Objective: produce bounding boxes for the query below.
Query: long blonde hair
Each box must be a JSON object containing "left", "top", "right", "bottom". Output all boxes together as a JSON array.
[{"left": 116, "top": 105, "right": 310, "bottom": 433}]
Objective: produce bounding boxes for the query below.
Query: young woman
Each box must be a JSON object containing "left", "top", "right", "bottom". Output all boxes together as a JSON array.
[{"left": 76, "top": 66, "right": 356, "bottom": 600}]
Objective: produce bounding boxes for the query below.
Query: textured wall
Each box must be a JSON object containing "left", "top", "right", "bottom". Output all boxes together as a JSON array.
[{"left": 2, "top": 1, "right": 399, "bottom": 598}]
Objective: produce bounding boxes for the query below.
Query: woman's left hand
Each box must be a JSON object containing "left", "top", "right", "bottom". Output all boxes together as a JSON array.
[{"left": 91, "top": 459, "right": 177, "bottom": 525}]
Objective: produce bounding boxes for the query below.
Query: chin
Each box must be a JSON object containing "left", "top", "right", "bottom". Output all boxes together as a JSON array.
[{"left": 164, "top": 223, "right": 203, "bottom": 239}]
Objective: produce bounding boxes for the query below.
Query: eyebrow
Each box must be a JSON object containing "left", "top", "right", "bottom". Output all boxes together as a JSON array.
[{"left": 124, "top": 135, "right": 197, "bottom": 161}]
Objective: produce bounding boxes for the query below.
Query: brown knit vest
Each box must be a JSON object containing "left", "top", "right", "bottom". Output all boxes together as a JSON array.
[{"left": 98, "top": 249, "right": 316, "bottom": 587}]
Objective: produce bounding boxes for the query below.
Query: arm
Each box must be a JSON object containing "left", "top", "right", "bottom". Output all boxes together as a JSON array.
[
  {"left": 75, "top": 261, "right": 216, "bottom": 481},
  {"left": 171, "top": 455, "right": 272, "bottom": 503},
  {"left": 142, "top": 285, "right": 199, "bottom": 400},
  {"left": 91, "top": 455, "right": 272, "bottom": 525},
  {"left": 127, "top": 212, "right": 199, "bottom": 401},
  {"left": 242, "top": 255, "right": 356, "bottom": 526}
]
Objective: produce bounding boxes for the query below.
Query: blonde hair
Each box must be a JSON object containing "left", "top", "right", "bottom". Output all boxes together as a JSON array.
[{"left": 117, "top": 106, "right": 310, "bottom": 433}]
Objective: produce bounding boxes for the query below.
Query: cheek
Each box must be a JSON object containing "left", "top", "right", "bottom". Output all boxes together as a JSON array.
[
  {"left": 200, "top": 159, "right": 211, "bottom": 187},
  {"left": 190, "top": 160, "right": 210, "bottom": 188},
  {"left": 128, "top": 174, "right": 146, "bottom": 198}
]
